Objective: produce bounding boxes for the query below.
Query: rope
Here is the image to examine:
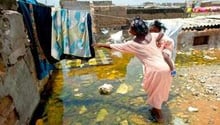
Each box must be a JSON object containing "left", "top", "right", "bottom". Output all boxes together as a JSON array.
[{"left": 92, "top": 13, "right": 132, "bottom": 20}]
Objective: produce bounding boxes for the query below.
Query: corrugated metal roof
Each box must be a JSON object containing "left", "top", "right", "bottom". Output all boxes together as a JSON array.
[
  {"left": 145, "top": 15, "right": 220, "bottom": 31},
  {"left": 181, "top": 15, "right": 220, "bottom": 30},
  {"left": 158, "top": 15, "right": 220, "bottom": 31}
]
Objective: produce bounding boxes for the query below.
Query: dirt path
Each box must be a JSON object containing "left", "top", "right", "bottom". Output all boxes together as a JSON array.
[{"left": 167, "top": 64, "right": 220, "bottom": 125}]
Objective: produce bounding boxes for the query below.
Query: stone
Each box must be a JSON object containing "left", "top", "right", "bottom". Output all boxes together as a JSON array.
[
  {"left": 96, "top": 109, "right": 108, "bottom": 122},
  {"left": 188, "top": 106, "right": 199, "bottom": 112},
  {"left": 98, "top": 83, "right": 113, "bottom": 95},
  {"left": 120, "top": 120, "right": 128, "bottom": 125},
  {"left": 172, "top": 117, "right": 189, "bottom": 125},
  {"left": 116, "top": 83, "right": 129, "bottom": 94},
  {"left": 8, "top": 45, "right": 26, "bottom": 65},
  {"left": 79, "top": 105, "right": 87, "bottom": 114}
]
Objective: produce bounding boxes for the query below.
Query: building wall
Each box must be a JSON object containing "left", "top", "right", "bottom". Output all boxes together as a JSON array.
[
  {"left": 177, "top": 29, "right": 220, "bottom": 51},
  {"left": 127, "top": 13, "right": 186, "bottom": 20},
  {"left": 91, "top": 6, "right": 127, "bottom": 33},
  {"left": 0, "top": 10, "right": 48, "bottom": 125},
  {"left": 60, "top": 1, "right": 90, "bottom": 10},
  {"left": 92, "top": 1, "right": 112, "bottom": 6},
  {"left": 127, "top": 8, "right": 187, "bottom": 19},
  {"left": 0, "top": 0, "right": 17, "bottom": 10},
  {"left": 0, "top": 96, "right": 18, "bottom": 125},
  {"left": 201, "top": 1, "right": 220, "bottom": 7},
  {"left": 91, "top": 6, "right": 187, "bottom": 33}
]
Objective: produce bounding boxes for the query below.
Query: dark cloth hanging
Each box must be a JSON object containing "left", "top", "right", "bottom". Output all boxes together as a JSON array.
[
  {"left": 17, "top": 1, "right": 54, "bottom": 80},
  {"left": 87, "top": 13, "right": 95, "bottom": 60},
  {"left": 32, "top": 4, "right": 58, "bottom": 63}
]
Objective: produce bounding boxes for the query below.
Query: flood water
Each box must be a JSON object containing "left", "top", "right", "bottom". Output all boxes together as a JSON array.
[{"left": 32, "top": 49, "right": 220, "bottom": 125}]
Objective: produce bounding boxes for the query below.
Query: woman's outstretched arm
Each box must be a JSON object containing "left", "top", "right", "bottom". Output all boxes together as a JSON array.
[{"left": 93, "top": 43, "right": 111, "bottom": 49}]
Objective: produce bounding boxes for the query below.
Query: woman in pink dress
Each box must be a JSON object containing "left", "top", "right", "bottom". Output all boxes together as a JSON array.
[{"left": 93, "top": 17, "right": 172, "bottom": 123}]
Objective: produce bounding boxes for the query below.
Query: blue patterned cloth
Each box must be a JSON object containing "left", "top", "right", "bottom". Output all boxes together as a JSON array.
[
  {"left": 51, "top": 8, "right": 94, "bottom": 60},
  {"left": 19, "top": 0, "right": 38, "bottom": 4}
]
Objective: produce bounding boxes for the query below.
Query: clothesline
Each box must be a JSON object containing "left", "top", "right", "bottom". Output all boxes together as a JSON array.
[{"left": 93, "top": 13, "right": 132, "bottom": 20}]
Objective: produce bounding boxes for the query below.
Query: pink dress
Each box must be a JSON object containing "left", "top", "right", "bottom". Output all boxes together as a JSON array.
[{"left": 110, "top": 33, "right": 172, "bottom": 109}]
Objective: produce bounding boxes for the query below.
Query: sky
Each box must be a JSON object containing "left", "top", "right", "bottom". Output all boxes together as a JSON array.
[{"left": 37, "top": 0, "right": 185, "bottom": 7}]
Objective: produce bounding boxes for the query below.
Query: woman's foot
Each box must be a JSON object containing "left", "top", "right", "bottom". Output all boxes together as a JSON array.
[{"left": 149, "top": 108, "right": 164, "bottom": 123}]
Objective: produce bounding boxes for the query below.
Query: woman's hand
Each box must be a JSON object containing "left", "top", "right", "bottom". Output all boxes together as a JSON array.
[
  {"left": 92, "top": 43, "right": 103, "bottom": 48},
  {"left": 92, "top": 43, "right": 111, "bottom": 49}
]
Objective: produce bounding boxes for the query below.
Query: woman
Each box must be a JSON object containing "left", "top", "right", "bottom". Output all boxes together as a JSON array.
[{"left": 93, "top": 17, "right": 172, "bottom": 123}]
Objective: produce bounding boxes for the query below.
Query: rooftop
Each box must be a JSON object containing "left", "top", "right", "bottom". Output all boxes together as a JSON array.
[
  {"left": 157, "top": 14, "right": 220, "bottom": 31},
  {"left": 181, "top": 15, "right": 220, "bottom": 30}
]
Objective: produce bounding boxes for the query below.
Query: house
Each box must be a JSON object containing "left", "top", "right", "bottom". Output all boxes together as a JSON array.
[{"left": 177, "top": 15, "right": 220, "bottom": 51}]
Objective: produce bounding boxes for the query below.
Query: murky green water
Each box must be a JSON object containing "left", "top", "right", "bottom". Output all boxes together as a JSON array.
[{"left": 32, "top": 49, "right": 220, "bottom": 125}]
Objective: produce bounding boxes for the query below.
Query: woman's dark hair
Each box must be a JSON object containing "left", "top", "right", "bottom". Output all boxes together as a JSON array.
[
  {"left": 130, "top": 16, "right": 148, "bottom": 35},
  {"left": 151, "top": 20, "right": 167, "bottom": 32}
]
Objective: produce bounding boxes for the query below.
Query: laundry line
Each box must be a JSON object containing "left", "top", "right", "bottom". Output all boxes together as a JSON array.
[{"left": 92, "top": 13, "right": 133, "bottom": 20}]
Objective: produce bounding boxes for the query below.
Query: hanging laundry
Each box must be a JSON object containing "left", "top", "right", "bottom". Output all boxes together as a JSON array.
[
  {"left": 17, "top": 1, "right": 54, "bottom": 80},
  {"left": 32, "top": 2, "right": 58, "bottom": 63},
  {"left": 19, "top": 0, "right": 38, "bottom": 4},
  {"left": 51, "top": 8, "right": 95, "bottom": 60},
  {"left": 54, "top": 49, "right": 112, "bottom": 69}
]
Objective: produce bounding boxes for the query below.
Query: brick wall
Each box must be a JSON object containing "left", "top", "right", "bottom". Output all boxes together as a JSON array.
[
  {"left": 91, "top": 6, "right": 187, "bottom": 33},
  {"left": 127, "top": 13, "right": 186, "bottom": 20},
  {"left": 92, "top": 1, "right": 112, "bottom": 6},
  {"left": 91, "top": 6, "right": 127, "bottom": 33},
  {"left": 127, "top": 8, "right": 187, "bottom": 19},
  {"left": 60, "top": 1, "right": 90, "bottom": 10}
]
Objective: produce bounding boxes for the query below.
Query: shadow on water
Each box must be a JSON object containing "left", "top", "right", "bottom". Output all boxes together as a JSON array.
[{"left": 30, "top": 71, "right": 64, "bottom": 125}]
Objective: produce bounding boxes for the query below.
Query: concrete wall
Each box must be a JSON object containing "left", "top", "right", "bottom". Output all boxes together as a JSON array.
[
  {"left": 127, "top": 8, "right": 187, "bottom": 19},
  {"left": 0, "top": 96, "right": 18, "bottom": 125},
  {"left": 92, "top": 1, "right": 112, "bottom": 6},
  {"left": 60, "top": 1, "right": 90, "bottom": 10},
  {"left": 0, "top": 0, "right": 17, "bottom": 10},
  {"left": 91, "top": 6, "right": 127, "bottom": 33},
  {"left": 201, "top": 1, "right": 220, "bottom": 7},
  {"left": 177, "top": 29, "right": 220, "bottom": 51},
  {"left": 0, "top": 10, "right": 48, "bottom": 125},
  {"left": 91, "top": 6, "right": 187, "bottom": 33}
]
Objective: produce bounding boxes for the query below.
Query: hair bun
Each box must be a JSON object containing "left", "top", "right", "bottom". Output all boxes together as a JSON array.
[
  {"left": 131, "top": 17, "right": 148, "bottom": 35},
  {"left": 151, "top": 20, "right": 167, "bottom": 31}
]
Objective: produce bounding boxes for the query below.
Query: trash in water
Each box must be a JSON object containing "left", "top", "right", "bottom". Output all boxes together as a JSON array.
[{"left": 98, "top": 83, "right": 113, "bottom": 95}]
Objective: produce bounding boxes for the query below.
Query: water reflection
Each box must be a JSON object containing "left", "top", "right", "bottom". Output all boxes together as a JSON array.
[{"left": 33, "top": 49, "right": 220, "bottom": 125}]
